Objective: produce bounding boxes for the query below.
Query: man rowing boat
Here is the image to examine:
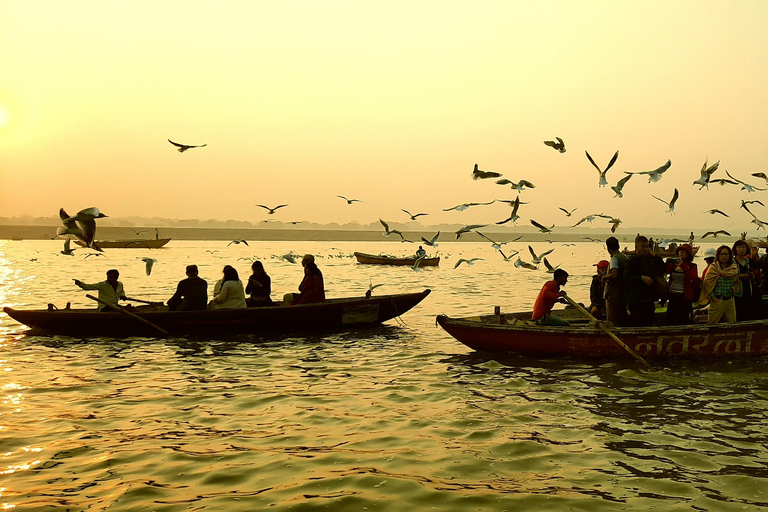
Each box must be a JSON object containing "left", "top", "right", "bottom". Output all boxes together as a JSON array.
[{"left": 74, "top": 269, "right": 126, "bottom": 312}]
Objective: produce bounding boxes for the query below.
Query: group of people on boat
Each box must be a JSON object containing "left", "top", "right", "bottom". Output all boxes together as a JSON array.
[
  {"left": 74, "top": 254, "right": 325, "bottom": 312},
  {"left": 534, "top": 234, "right": 768, "bottom": 327}
]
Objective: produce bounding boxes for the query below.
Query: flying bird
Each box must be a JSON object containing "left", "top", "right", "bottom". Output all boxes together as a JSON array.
[
  {"left": 558, "top": 207, "right": 577, "bottom": 217},
  {"left": 692, "top": 159, "right": 720, "bottom": 189},
  {"left": 704, "top": 209, "right": 729, "bottom": 217},
  {"left": 702, "top": 230, "right": 730, "bottom": 238},
  {"left": 477, "top": 231, "right": 507, "bottom": 251},
  {"left": 611, "top": 174, "right": 633, "bottom": 198},
  {"left": 59, "top": 207, "right": 106, "bottom": 250},
  {"left": 421, "top": 231, "right": 440, "bottom": 247},
  {"left": 472, "top": 163, "right": 502, "bottom": 180},
  {"left": 542, "top": 257, "right": 561, "bottom": 273},
  {"left": 455, "top": 224, "right": 487, "bottom": 239},
  {"left": 379, "top": 219, "right": 405, "bottom": 240},
  {"left": 496, "top": 196, "right": 524, "bottom": 225},
  {"left": 141, "top": 257, "right": 157, "bottom": 276},
  {"left": 709, "top": 178, "right": 739, "bottom": 186},
  {"left": 401, "top": 209, "right": 428, "bottom": 220},
  {"left": 496, "top": 179, "right": 535, "bottom": 191},
  {"left": 337, "top": 195, "right": 362, "bottom": 204},
  {"left": 168, "top": 139, "right": 207, "bottom": 152},
  {"left": 498, "top": 249, "right": 519, "bottom": 261},
  {"left": 751, "top": 172, "right": 768, "bottom": 185},
  {"left": 528, "top": 245, "right": 554, "bottom": 264},
  {"left": 626, "top": 159, "right": 672, "bottom": 183},
  {"left": 256, "top": 204, "right": 289, "bottom": 214},
  {"left": 228, "top": 240, "right": 249, "bottom": 246},
  {"left": 530, "top": 219, "right": 554, "bottom": 233},
  {"left": 367, "top": 280, "right": 385, "bottom": 295},
  {"left": 572, "top": 213, "right": 601, "bottom": 227},
  {"left": 60, "top": 238, "right": 76, "bottom": 256},
  {"left": 279, "top": 253, "right": 298, "bottom": 264},
  {"left": 514, "top": 257, "right": 538, "bottom": 270},
  {"left": 585, "top": 150, "right": 619, "bottom": 187},
  {"left": 725, "top": 170, "right": 767, "bottom": 193},
  {"left": 652, "top": 188, "right": 679, "bottom": 214},
  {"left": 442, "top": 200, "right": 495, "bottom": 212},
  {"left": 543, "top": 137, "right": 566, "bottom": 153},
  {"left": 454, "top": 257, "right": 484, "bottom": 269}
]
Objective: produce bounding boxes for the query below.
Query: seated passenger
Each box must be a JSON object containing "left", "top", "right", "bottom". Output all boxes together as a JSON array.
[
  {"left": 290, "top": 254, "right": 325, "bottom": 305},
  {"left": 589, "top": 260, "right": 608, "bottom": 319},
  {"left": 532, "top": 269, "right": 570, "bottom": 326},
  {"left": 209, "top": 265, "right": 247, "bottom": 310},
  {"left": 168, "top": 264, "right": 208, "bottom": 311},
  {"left": 245, "top": 260, "right": 272, "bottom": 307}
]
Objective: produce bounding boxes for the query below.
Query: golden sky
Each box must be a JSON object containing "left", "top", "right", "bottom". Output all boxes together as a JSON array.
[{"left": 2, "top": 1, "right": 767, "bottom": 233}]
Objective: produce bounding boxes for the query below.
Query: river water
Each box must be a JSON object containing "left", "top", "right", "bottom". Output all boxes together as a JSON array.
[{"left": 1, "top": 239, "right": 767, "bottom": 511}]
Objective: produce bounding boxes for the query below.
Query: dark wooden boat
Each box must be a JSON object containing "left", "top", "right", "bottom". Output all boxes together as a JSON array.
[
  {"left": 74, "top": 238, "right": 171, "bottom": 249},
  {"left": 437, "top": 308, "right": 768, "bottom": 359},
  {"left": 3, "top": 290, "right": 430, "bottom": 337},
  {"left": 354, "top": 252, "right": 440, "bottom": 266}
]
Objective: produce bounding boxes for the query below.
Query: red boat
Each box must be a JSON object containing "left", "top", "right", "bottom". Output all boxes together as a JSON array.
[
  {"left": 3, "top": 290, "right": 431, "bottom": 338},
  {"left": 437, "top": 308, "right": 768, "bottom": 360}
]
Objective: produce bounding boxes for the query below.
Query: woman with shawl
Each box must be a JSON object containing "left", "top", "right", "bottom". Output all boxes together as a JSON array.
[{"left": 696, "top": 245, "right": 740, "bottom": 325}]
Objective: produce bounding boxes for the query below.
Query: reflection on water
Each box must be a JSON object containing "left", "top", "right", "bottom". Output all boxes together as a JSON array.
[{"left": 1, "top": 240, "right": 768, "bottom": 510}]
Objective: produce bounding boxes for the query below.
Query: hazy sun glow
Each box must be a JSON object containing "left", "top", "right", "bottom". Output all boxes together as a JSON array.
[{"left": 0, "top": 105, "right": 9, "bottom": 130}]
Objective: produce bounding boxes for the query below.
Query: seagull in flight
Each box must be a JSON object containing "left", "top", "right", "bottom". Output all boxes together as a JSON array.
[
  {"left": 60, "top": 238, "right": 76, "bottom": 256},
  {"left": 626, "top": 159, "right": 672, "bottom": 183},
  {"left": 455, "top": 224, "right": 487, "bottom": 239},
  {"left": 692, "top": 159, "right": 720, "bottom": 189},
  {"left": 602, "top": 216, "right": 622, "bottom": 233},
  {"left": 498, "top": 249, "right": 519, "bottom": 261},
  {"left": 477, "top": 231, "right": 507, "bottom": 251},
  {"left": 543, "top": 137, "right": 566, "bottom": 153},
  {"left": 572, "top": 213, "right": 601, "bottom": 227},
  {"left": 228, "top": 240, "right": 249, "bottom": 246},
  {"left": 337, "top": 195, "right": 362, "bottom": 204},
  {"left": 704, "top": 209, "right": 729, "bottom": 217},
  {"left": 708, "top": 178, "right": 738, "bottom": 187},
  {"left": 443, "top": 200, "right": 495, "bottom": 212},
  {"left": 59, "top": 207, "right": 106, "bottom": 250},
  {"left": 496, "top": 178, "right": 535, "bottom": 191},
  {"left": 528, "top": 245, "right": 554, "bottom": 264},
  {"left": 751, "top": 172, "right": 768, "bottom": 185},
  {"left": 379, "top": 219, "right": 405, "bottom": 240},
  {"left": 702, "top": 230, "right": 730, "bottom": 238},
  {"left": 472, "top": 163, "right": 502, "bottom": 180},
  {"left": 611, "top": 174, "right": 633, "bottom": 198},
  {"left": 496, "top": 196, "right": 524, "bottom": 225},
  {"left": 454, "top": 257, "right": 484, "bottom": 269},
  {"left": 558, "top": 207, "right": 577, "bottom": 217},
  {"left": 530, "top": 219, "right": 554, "bottom": 233},
  {"left": 256, "top": 204, "right": 289, "bottom": 214},
  {"left": 725, "top": 170, "right": 767, "bottom": 193},
  {"left": 514, "top": 257, "right": 538, "bottom": 270},
  {"left": 542, "top": 257, "right": 561, "bottom": 273},
  {"left": 401, "top": 209, "right": 428, "bottom": 220},
  {"left": 652, "top": 188, "right": 679, "bottom": 214},
  {"left": 168, "top": 139, "right": 207, "bottom": 152},
  {"left": 141, "top": 257, "right": 157, "bottom": 276},
  {"left": 585, "top": 150, "right": 619, "bottom": 187},
  {"left": 421, "top": 231, "right": 440, "bottom": 247}
]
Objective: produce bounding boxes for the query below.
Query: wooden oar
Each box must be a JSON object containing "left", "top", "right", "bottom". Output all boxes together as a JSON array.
[
  {"left": 86, "top": 294, "right": 170, "bottom": 336},
  {"left": 561, "top": 292, "right": 654, "bottom": 371},
  {"left": 123, "top": 296, "right": 161, "bottom": 305}
]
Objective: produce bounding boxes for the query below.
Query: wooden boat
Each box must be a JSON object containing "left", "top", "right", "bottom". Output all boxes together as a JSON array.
[
  {"left": 354, "top": 252, "right": 440, "bottom": 266},
  {"left": 74, "top": 238, "right": 171, "bottom": 249},
  {"left": 437, "top": 307, "right": 768, "bottom": 360},
  {"left": 3, "top": 289, "right": 431, "bottom": 337},
  {"left": 622, "top": 245, "right": 699, "bottom": 258}
]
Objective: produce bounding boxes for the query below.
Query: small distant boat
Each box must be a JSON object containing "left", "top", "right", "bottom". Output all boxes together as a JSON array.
[
  {"left": 354, "top": 251, "right": 440, "bottom": 267},
  {"left": 74, "top": 238, "right": 171, "bottom": 249}
]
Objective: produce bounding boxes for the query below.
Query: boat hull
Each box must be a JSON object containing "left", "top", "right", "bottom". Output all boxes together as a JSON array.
[
  {"left": 354, "top": 252, "right": 439, "bottom": 266},
  {"left": 437, "top": 311, "right": 768, "bottom": 359},
  {"left": 74, "top": 238, "right": 171, "bottom": 249},
  {"left": 3, "top": 290, "right": 430, "bottom": 338}
]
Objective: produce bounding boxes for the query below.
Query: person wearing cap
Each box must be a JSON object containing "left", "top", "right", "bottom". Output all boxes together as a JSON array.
[
  {"left": 664, "top": 244, "right": 700, "bottom": 325},
  {"left": 701, "top": 248, "right": 717, "bottom": 280},
  {"left": 589, "top": 260, "right": 609, "bottom": 319},
  {"left": 602, "top": 236, "right": 629, "bottom": 327},
  {"left": 290, "top": 254, "right": 325, "bottom": 305}
]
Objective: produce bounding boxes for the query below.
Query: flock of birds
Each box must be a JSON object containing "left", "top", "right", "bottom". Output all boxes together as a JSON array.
[{"left": 49, "top": 137, "right": 768, "bottom": 280}]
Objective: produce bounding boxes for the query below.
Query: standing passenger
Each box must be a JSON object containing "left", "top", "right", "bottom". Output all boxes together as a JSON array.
[
  {"left": 697, "top": 245, "right": 739, "bottom": 324},
  {"left": 732, "top": 240, "right": 760, "bottom": 320},
  {"left": 664, "top": 244, "right": 699, "bottom": 325},
  {"left": 624, "top": 235, "right": 665, "bottom": 327},
  {"left": 603, "top": 236, "right": 629, "bottom": 327},
  {"left": 589, "top": 260, "right": 609, "bottom": 319}
]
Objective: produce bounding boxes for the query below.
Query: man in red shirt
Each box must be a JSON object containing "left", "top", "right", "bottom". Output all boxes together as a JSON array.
[{"left": 532, "top": 269, "right": 570, "bottom": 326}]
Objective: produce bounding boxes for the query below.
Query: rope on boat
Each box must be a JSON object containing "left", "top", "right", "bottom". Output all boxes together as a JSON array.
[{"left": 390, "top": 296, "right": 408, "bottom": 326}]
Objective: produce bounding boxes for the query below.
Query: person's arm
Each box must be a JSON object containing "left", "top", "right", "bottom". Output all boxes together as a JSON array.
[
  {"left": 74, "top": 280, "right": 99, "bottom": 291},
  {"left": 213, "top": 281, "right": 230, "bottom": 304}
]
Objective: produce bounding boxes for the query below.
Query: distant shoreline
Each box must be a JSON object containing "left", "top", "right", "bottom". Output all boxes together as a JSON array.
[{"left": 0, "top": 225, "right": 701, "bottom": 244}]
